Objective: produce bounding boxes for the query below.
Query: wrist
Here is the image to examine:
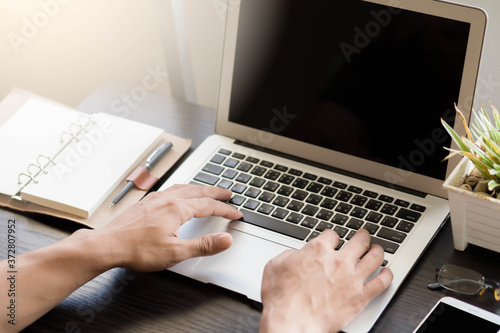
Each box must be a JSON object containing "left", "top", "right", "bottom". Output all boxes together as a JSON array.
[{"left": 259, "top": 304, "right": 325, "bottom": 333}]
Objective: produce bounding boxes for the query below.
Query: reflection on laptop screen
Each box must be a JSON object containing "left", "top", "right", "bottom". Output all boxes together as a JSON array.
[{"left": 228, "top": 0, "right": 470, "bottom": 181}]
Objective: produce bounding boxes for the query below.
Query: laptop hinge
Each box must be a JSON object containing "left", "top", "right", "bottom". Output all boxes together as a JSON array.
[{"left": 234, "top": 140, "right": 427, "bottom": 198}]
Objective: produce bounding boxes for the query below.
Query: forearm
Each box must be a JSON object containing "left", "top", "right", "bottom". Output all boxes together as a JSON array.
[{"left": 1, "top": 229, "right": 113, "bottom": 332}]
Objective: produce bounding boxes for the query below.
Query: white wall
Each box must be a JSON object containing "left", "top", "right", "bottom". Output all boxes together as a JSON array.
[
  {"left": 452, "top": 0, "right": 500, "bottom": 108},
  {"left": 0, "top": 0, "right": 170, "bottom": 107},
  {"left": 0, "top": 0, "right": 498, "bottom": 110}
]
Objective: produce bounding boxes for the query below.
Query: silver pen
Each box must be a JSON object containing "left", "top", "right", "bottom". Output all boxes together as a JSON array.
[{"left": 109, "top": 142, "right": 173, "bottom": 207}]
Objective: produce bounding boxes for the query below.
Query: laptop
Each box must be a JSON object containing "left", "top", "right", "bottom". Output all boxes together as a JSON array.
[{"left": 159, "top": 0, "right": 486, "bottom": 331}]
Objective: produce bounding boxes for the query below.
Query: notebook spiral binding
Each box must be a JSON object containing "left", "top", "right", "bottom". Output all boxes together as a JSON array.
[{"left": 12, "top": 114, "right": 97, "bottom": 200}]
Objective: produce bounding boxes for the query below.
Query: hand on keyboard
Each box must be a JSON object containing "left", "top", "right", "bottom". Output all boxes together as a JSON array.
[{"left": 259, "top": 229, "right": 393, "bottom": 333}]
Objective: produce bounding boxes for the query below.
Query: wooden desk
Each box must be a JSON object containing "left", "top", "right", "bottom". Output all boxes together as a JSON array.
[{"left": 1, "top": 84, "right": 499, "bottom": 332}]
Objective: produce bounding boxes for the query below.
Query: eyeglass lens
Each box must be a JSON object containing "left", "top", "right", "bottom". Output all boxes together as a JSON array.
[{"left": 438, "top": 264, "right": 485, "bottom": 295}]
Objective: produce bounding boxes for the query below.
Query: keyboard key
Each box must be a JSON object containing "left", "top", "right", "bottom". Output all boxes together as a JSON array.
[
  {"left": 263, "top": 181, "right": 279, "bottom": 192},
  {"left": 303, "top": 173, "right": 317, "bottom": 180},
  {"left": 259, "top": 192, "right": 275, "bottom": 203},
  {"left": 320, "top": 198, "right": 337, "bottom": 210},
  {"left": 306, "top": 231, "right": 321, "bottom": 242},
  {"left": 333, "top": 181, "right": 347, "bottom": 189},
  {"left": 249, "top": 177, "right": 266, "bottom": 188},
  {"left": 218, "top": 148, "right": 231, "bottom": 155},
  {"left": 245, "top": 188, "right": 261, "bottom": 198},
  {"left": 350, "top": 207, "right": 368, "bottom": 218},
  {"left": 302, "top": 204, "right": 319, "bottom": 216},
  {"left": 237, "top": 162, "right": 252, "bottom": 172},
  {"left": 365, "top": 199, "right": 382, "bottom": 211},
  {"left": 396, "top": 208, "right": 422, "bottom": 222},
  {"left": 410, "top": 203, "right": 426, "bottom": 212},
  {"left": 336, "top": 191, "right": 353, "bottom": 202},
  {"left": 246, "top": 156, "right": 259, "bottom": 163},
  {"left": 363, "top": 222, "right": 379, "bottom": 235},
  {"left": 260, "top": 160, "right": 274, "bottom": 168},
  {"left": 236, "top": 173, "right": 251, "bottom": 183},
  {"left": 203, "top": 163, "right": 224, "bottom": 175},
  {"left": 394, "top": 199, "right": 410, "bottom": 207},
  {"left": 287, "top": 200, "right": 305, "bottom": 212},
  {"left": 278, "top": 174, "right": 295, "bottom": 185},
  {"left": 232, "top": 183, "right": 247, "bottom": 194},
  {"left": 379, "top": 195, "right": 394, "bottom": 203},
  {"left": 292, "top": 178, "right": 309, "bottom": 189},
  {"left": 316, "top": 221, "right": 333, "bottom": 231},
  {"left": 277, "top": 185, "right": 294, "bottom": 196},
  {"left": 222, "top": 169, "right": 238, "bottom": 179},
  {"left": 194, "top": 172, "right": 219, "bottom": 185},
  {"left": 240, "top": 209, "right": 310, "bottom": 240},
  {"left": 229, "top": 195, "right": 245, "bottom": 206},
  {"left": 317, "top": 209, "right": 333, "bottom": 221},
  {"left": 243, "top": 199, "right": 260, "bottom": 210},
  {"left": 217, "top": 179, "right": 233, "bottom": 189},
  {"left": 370, "top": 236, "right": 399, "bottom": 254},
  {"left": 264, "top": 170, "right": 281, "bottom": 180},
  {"left": 380, "top": 204, "right": 398, "bottom": 215},
  {"left": 306, "top": 194, "right": 322, "bottom": 205},
  {"left": 289, "top": 168, "right": 303, "bottom": 176},
  {"left": 251, "top": 166, "right": 267, "bottom": 176},
  {"left": 232, "top": 152, "right": 245, "bottom": 159},
  {"left": 365, "top": 211, "right": 383, "bottom": 223},
  {"left": 377, "top": 227, "right": 407, "bottom": 243},
  {"left": 306, "top": 182, "right": 323, "bottom": 193},
  {"left": 397, "top": 220, "right": 414, "bottom": 233},
  {"left": 291, "top": 189, "right": 308, "bottom": 201},
  {"left": 332, "top": 213, "right": 348, "bottom": 225},
  {"left": 350, "top": 195, "right": 368, "bottom": 206},
  {"left": 274, "top": 164, "right": 288, "bottom": 172},
  {"left": 286, "top": 212, "right": 304, "bottom": 224},
  {"left": 318, "top": 177, "right": 332, "bottom": 185},
  {"left": 333, "top": 226, "right": 348, "bottom": 238},
  {"left": 273, "top": 196, "right": 290, "bottom": 207},
  {"left": 272, "top": 208, "right": 289, "bottom": 219},
  {"left": 381, "top": 216, "right": 399, "bottom": 228},
  {"left": 301, "top": 217, "right": 319, "bottom": 229},
  {"left": 321, "top": 186, "right": 338, "bottom": 198},
  {"left": 224, "top": 158, "right": 239, "bottom": 168},
  {"left": 335, "top": 202, "right": 352, "bottom": 214},
  {"left": 346, "top": 218, "right": 364, "bottom": 230},
  {"left": 348, "top": 185, "right": 363, "bottom": 194},
  {"left": 258, "top": 203, "right": 274, "bottom": 215},
  {"left": 363, "top": 190, "right": 378, "bottom": 198},
  {"left": 210, "top": 154, "right": 226, "bottom": 164}
]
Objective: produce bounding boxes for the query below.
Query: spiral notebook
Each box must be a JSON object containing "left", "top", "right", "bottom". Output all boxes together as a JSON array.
[{"left": 0, "top": 97, "right": 164, "bottom": 218}]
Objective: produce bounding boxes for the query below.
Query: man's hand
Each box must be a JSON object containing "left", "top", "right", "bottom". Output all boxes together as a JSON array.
[
  {"left": 259, "top": 229, "right": 393, "bottom": 333},
  {"left": 93, "top": 184, "right": 243, "bottom": 272}
]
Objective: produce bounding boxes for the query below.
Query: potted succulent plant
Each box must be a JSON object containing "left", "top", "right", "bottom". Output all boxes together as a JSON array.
[{"left": 442, "top": 103, "right": 500, "bottom": 253}]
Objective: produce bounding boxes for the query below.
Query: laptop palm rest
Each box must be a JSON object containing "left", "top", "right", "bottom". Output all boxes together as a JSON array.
[{"left": 169, "top": 217, "right": 291, "bottom": 302}]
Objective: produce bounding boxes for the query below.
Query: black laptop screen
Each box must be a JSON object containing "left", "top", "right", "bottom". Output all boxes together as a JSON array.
[{"left": 228, "top": 0, "right": 471, "bottom": 181}]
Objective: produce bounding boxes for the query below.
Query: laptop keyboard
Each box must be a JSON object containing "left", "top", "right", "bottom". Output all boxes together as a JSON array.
[{"left": 191, "top": 148, "right": 426, "bottom": 257}]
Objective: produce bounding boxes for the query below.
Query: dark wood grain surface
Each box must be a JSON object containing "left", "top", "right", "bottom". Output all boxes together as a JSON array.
[{"left": 1, "top": 83, "right": 499, "bottom": 332}]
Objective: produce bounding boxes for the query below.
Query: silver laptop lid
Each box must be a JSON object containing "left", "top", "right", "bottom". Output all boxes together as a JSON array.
[{"left": 215, "top": 0, "right": 486, "bottom": 198}]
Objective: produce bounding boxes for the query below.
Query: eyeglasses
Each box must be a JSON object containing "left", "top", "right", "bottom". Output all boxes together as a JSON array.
[{"left": 427, "top": 264, "right": 500, "bottom": 301}]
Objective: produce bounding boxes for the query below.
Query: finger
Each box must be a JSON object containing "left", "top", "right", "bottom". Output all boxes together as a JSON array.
[
  {"left": 175, "top": 232, "right": 234, "bottom": 261},
  {"left": 355, "top": 244, "right": 385, "bottom": 277},
  {"left": 162, "top": 184, "right": 233, "bottom": 201},
  {"left": 183, "top": 197, "right": 242, "bottom": 221},
  {"left": 338, "top": 229, "right": 371, "bottom": 261},
  {"left": 301, "top": 229, "right": 339, "bottom": 256},
  {"left": 363, "top": 267, "right": 393, "bottom": 300}
]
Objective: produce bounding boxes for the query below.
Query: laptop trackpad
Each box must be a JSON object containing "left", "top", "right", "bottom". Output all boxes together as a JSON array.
[{"left": 191, "top": 228, "right": 289, "bottom": 302}]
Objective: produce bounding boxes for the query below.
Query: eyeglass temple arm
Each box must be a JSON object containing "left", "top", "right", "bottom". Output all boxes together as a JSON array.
[{"left": 427, "top": 279, "right": 493, "bottom": 291}]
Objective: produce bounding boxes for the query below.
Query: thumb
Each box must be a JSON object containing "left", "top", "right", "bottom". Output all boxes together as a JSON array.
[{"left": 180, "top": 232, "right": 233, "bottom": 260}]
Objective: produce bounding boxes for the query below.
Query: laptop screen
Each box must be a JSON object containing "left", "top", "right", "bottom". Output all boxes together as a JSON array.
[{"left": 227, "top": 0, "right": 470, "bottom": 182}]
